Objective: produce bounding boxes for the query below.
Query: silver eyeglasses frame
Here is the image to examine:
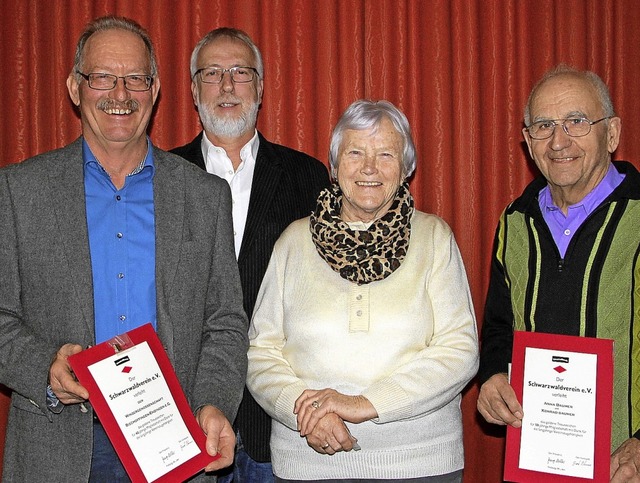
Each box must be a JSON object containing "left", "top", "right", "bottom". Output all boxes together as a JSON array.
[
  {"left": 193, "top": 66, "right": 259, "bottom": 84},
  {"left": 76, "top": 71, "right": 153, "bottom": 92},
  {"left": 525, "top": 116, "right": 612, "bottom": 140}
]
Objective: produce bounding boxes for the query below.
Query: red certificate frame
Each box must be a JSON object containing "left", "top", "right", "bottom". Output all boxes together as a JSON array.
[
  {"left": 504, "top": 331, "right": 613, "bottom": 483},
  {"left": 69, "top": 323, "right": 218, "bottom": 483}
]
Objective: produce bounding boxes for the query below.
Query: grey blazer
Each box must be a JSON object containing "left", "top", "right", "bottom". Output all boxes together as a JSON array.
[{"left": 0, "top": 138, "right": 248, "bottom": 481}]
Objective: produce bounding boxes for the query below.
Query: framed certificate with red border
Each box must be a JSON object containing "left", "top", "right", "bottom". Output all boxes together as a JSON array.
[
  {"left": 69, "top": 323, "right": 218, "bottom": 483},
  {"left": 504, "top": 331, "right": 613, "bottom": 482}
]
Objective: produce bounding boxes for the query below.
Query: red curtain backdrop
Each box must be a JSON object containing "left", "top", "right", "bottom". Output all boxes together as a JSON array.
[{"left": 2, "top": 1, "right": 639, "bottom": 481}]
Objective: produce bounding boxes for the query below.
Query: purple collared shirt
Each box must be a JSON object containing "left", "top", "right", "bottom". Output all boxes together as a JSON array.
[{"left": 539, "top": 163, "right": 625, "bottom": 258}]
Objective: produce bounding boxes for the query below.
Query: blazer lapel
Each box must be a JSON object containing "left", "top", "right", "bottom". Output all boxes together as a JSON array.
[
  {"left": 49, "top": 140, "right": 95, "bottom": 338},
  {"left": 171, "top": 132, "right": 206, "bottom": 170},
  {"left": 189, "top": 133, "right": 206, "bottom": 170},
  {"left": 152, "top": 149, "right": 183, "bottom": 358},
  {"left": 239, "top": 139, "right": 281, "bottom": 262}
]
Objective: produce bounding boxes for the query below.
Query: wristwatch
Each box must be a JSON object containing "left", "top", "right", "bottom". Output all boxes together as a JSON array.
[{"left": 46, "top": 384, "right": 64, "bottom": 414}]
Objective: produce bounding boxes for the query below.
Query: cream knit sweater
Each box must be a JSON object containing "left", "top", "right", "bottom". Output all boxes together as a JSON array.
[{"left": 247, "top": 211, "right": 479, "bottom": 479}]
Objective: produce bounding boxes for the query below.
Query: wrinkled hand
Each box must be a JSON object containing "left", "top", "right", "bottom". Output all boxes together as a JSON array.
[
  {"left": 48, "top": 344, "right": 89, "bottom": 404},
  {"left": 304, "top": 412, "right": 358, "bottom": 455},
  {"left": 477, "top": 373, "right": 523, "bottom": 428},
  {"left": 196, "top": 405, "right": 236, "bottom": 472},
  {"left": 611, "top": 437, "right": 640, "bottom": 482},
  {"left": 295, "top": 388, "right": 377, "bottom": 437}
]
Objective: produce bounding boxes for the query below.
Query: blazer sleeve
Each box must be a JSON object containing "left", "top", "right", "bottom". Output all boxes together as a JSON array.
[
  {"left": 0, "top": 169, "right": 50, "bottom": 409},
  {"left": 0, "top": 148, "right": 94, "bottom": 413},
  {"left": 190, "top": 175, "right": 249, "bottom": 421}
]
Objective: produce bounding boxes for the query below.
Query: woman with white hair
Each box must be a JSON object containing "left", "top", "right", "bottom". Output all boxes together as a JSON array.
[{"left": 247, "top": 99, "right": 478, "bottom": 482}]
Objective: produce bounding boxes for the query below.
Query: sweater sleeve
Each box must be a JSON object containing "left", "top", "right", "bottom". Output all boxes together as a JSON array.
[
  {"left": 478, "top": 212, "right": 515, "bottom": 385},
  {"left": 246, "top": 236, "right": 308, "bottom": 431}
]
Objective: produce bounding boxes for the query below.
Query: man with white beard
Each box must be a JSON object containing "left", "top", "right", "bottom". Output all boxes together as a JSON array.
[{"left": 171, "top": 28, "right": 330, "bottom": 482}]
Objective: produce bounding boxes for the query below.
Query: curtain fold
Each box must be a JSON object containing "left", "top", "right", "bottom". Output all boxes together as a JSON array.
[{"left": 1, "top": 1, "right": 638, "bottom": 481}]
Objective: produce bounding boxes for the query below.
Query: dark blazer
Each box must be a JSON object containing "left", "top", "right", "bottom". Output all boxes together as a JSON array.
[
  {"left": 0, "top": 139, "right": 248, "bottom": 481},
  {"left": 171, "top": 131, "right": 330, "bottom": 461}
]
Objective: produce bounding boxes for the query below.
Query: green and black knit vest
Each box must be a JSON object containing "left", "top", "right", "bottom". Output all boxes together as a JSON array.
[{"left": 497, "top": 197, "right": 640, "bottom": 450}]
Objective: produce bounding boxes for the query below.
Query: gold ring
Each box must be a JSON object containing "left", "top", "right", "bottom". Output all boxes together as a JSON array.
[
  {"left": 322, "top": 442, "right": 330, "bottom": 449},
  {"left": 311, "top": 400, "right": 320, "bottom": 409}
]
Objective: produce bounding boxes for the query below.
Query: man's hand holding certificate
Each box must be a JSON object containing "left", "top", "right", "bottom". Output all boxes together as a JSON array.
[
  {"left": 194, "top": 405, "right": 237, "bottom": 472},
  {"left": 503, "top": 331, "right": 613, "bottom": 483},
  {"left": 69, "top": 324, "right": 221, "bottom": 483}
]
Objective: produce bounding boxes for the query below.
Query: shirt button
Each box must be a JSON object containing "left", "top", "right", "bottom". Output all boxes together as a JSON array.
[
  {"left": 118, "top": 273, "right": 124, "bottom": 279},
  {"left": 564, "top": 229, "right": 571, "bottom": 236},
  {"left": 119, "top": 315, "right": 126, "bottom": 321},
  {"left": 356, "top": 310, "right": 362, "bottom": 316},
  {"left": 116, "top": 195, "right": 121, "bottom": 201},
  {"left": 228, "top": 170, "right": 233, "bottom": 175},
  {"left": 356, "top": 294, "right": 363, "bottom": 300},
  {"left": 117, "top": 232, "right": 123, "bottom": 239}
]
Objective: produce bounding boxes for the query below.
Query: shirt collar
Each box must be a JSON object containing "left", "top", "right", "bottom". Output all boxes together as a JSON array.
[
  {"left": 538, "top": 162, "right": 625, "bottom": 215},
  {"left": 82, "top": 137, "right": 155, "bottom": 176},
  {"left": 200, "top": 129, "right": 260, "bottom": 168}
]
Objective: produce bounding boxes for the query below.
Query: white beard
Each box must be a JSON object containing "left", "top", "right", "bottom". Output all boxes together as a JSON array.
[{"left": 198, "top": 101, "right": 259, "bottom": 139}]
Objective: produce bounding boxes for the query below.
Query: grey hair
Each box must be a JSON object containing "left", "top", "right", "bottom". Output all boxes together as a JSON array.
[
  {"left": 329, "top": 99, "right": 417, "bottom": 179},
  {"left": 190, "top": 27, "right": 264, "bottom": 79},
  {"left": 72, "top": 16, "right": 158, "bottom": 79},
  {"left": 524, "top": 64, "right": 615, "bottom": 126}
]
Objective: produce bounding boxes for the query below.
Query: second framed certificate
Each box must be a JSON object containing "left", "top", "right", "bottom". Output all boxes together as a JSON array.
[{"left": 504, "top": 331, "right": 613, "bottom": 482}]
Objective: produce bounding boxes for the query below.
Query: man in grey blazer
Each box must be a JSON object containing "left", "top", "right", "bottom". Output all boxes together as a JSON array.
[
  {"left": 0, "top": 16, "right": 248, "bottom": 482},
  {"left": 171, "top": 28, "right": 329, "bottom": 482}
]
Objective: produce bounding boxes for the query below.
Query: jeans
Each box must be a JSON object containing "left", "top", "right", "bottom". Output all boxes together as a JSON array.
[
  {"left": 89, "top": 421, "right": 130, "bottom": 482},
  {"left": 217, "top": 432, "right": 274, "bottom": 483}
]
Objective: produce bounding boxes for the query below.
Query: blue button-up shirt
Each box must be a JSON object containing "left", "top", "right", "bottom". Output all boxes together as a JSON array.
[{"left": 83, "top": 139, "right": 157, "bottom": 344}]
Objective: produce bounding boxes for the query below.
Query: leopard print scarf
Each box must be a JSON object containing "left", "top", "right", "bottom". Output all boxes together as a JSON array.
[{"left": 309, "top": 182, "right": 414, "bottom": 285}]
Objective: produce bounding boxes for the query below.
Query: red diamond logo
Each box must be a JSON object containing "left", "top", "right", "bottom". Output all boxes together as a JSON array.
[
  {"left": 554, "top": 366, "right": 566, "bottom": 373},
  {"left": 122, "top": 366, "right": 132, "bottom": 373}
]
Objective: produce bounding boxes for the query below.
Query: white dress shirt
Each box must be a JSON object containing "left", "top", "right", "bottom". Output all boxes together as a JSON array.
[{"left": 201, "top": 130, "right": 259, "bottom": 257}]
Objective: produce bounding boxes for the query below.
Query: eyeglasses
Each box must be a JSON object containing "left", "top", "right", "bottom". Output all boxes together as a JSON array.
[
  {"left": 525, "top": 116, "right": 611, "bottom": 140},
  {"left": 76, "top": 71, "right": 154, "bottom": 91},
  {"left": 194, "top": 66, "right": 259, "bottom": 84}
]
